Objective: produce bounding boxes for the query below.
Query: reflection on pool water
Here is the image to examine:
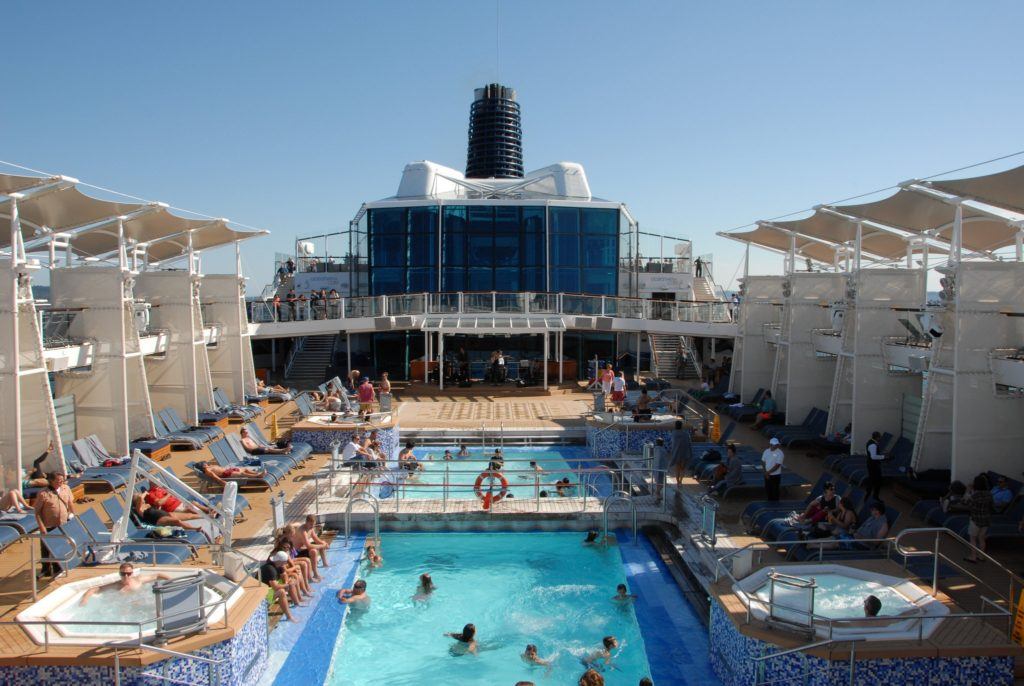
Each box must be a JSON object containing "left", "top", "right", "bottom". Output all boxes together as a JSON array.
[
  {"left": 393, "top": 446, "right": 612, "bottom": 500},
  {"left": 327, "top": 532, "right": 652, "bottom": 685}
]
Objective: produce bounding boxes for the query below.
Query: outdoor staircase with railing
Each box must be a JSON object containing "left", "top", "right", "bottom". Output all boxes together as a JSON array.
[
  {"left": 692, "top": 276, "right": 718, "bottom": 302},
  {"left": 284, "top": 334, "right": 337, "bottom": 389},
  {"left": 649, "top": 334, "right": 702, "bottom": 379}
]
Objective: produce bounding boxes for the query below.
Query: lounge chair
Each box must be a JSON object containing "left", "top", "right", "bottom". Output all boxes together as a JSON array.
[
  {"left": 162, "top": 407, "right": 224, "bottom": 442},
  {"left": 724, "top": 388, "right": 765, "bottom": 421},
  {"left": 740, "top": 474, "right": 834, "bottom": 533},
  {"left": 213, "top": 387, "right": 263, "bottom": 421},
  {"left": 153, "top": 413, "right": 208, "bottom": 450},
  {"left": 824, "top": 432, "right": 894, "bottom": 471},
  {"left": 246, "top": 422, "right": 313, "bottom": 462},
  {"left": 99, "top": 496, "right": 206, "bottom": 551},
  {"left": 62, "top": 512, "right": 190, "bottom": 566},
  {"left": 0, "top": 526, "right": 21, "bottom": 553},
  {"left": 221, "top": 434, "right": 295, "bottom": 476}
]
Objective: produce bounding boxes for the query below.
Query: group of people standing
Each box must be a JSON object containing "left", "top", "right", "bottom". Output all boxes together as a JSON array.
[{"left": 271, "top": 288, "right": 343, "bottom": 322}]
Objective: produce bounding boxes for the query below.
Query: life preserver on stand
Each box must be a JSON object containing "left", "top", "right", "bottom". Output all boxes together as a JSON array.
[{"left": 474, "top": 470, "right": 509, "bottom": 505}]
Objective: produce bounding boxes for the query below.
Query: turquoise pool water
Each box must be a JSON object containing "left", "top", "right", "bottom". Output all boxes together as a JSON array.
[
  {"left": 326, "top": 532, "right": 652, "bottom": 685},
  {"left": 395, "top": 446, "right": 611, "bottom": 500}
]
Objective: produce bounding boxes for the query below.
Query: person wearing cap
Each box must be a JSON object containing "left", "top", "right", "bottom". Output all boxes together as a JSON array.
[
  {"left": 261, "top": 550, "right": 300, "bottom": 622},
  {"left": 761, "top": 437, "right": 785, "bottom": 501}
]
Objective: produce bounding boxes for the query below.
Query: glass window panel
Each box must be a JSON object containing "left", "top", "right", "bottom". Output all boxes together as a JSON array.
[
  {"left": 550, "top": 207, "right": 580, "bottom": 234},
  {"left": 409, "top": 230, "right": 437, "bottom": 267},
  {"left": 582, "top": 208, "right": 618, "bottom": 235},
  {"left": 467, "top": 267, "right": 493, "bottom": 291},
  {"left": 522, "top": 206, "right": 545, "bottom": 233},
  {"left": 494, "top": 206, "right": 520, "bottom": 233},
  {"left": 494, "top": 267, "right": 519, "bottom": 292},
  {"left": 407, "top": 267, "right": 436, "bottom": 293},
  {"left": 442, "top": 268, "right": 465, "bottom": 292},
  {"left": 372, "top": 233, "right": 407, "bottom": 267},
  {"left": 520, "top": 267, "right": 545, "bottom": 292},
  {"left": 468, "top": 206, "right": 494, "bottom": 233},
  {"left": 372, "top": 268, "right": 405, "bottom": 295},
  {"left": 552, "top": 268, "right": 580, "bottom": 293},
  {"left": 521, "top": 231, "right": 545, "bottom": 266},
  {"left": 551, "top": 234, "right": 579, "bottom": 266},
  {"left": 582, "top": 235, "right": 617, "bottom": 267},
  {"left": 370, "top": 208, "right": 405, "bottom": 234},
  {"left": 494, "top": 234, "right": 519, "bottom": 266},
  {"left": 581, "top": 267, "right": 616, "bottom": 295},
  {"left": 443, "top": 206, "right": 467, "bottom": 232},
  {"left": 444, "top": 231, "right": 466, "bottom": 266},
  {"left": 468, "top": 234, "right": 494, "bottom": 265}
]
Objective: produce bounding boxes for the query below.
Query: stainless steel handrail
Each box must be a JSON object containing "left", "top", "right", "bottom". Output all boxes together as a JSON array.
[{"left": 344, "top": 491, "right": 380, "bottom": 542}]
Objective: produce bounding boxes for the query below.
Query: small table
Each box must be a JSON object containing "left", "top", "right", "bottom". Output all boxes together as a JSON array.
[{"left": 71, "top": 483, "right": 86, "bottom": 503}]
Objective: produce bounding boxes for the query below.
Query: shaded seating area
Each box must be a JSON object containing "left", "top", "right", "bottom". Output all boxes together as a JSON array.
[{"left": 762, "top": 407, "right": 827, "bottom": 447}]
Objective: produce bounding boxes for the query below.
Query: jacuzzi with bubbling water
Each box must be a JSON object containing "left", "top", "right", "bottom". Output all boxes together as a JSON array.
[
  {"left": 733, "top": 563, "right": 949, "bottom": 640},
  {"left": 16, "top": 567, "right": 246, "bottom": 645}
]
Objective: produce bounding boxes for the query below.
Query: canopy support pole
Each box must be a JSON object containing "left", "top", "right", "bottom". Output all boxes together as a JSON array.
[
  {"left": 854, "top": 222, "right": 863, "bottom": 271},
  {"left": 558, "top": 331, "right": 564, "bottom": 384},
  {"left": 921, "top": 241, "right": 930, "bottom": 306},
  {"left": 438, "top": 333, "right": 444, "bottom": 391},
  {"left": 1016, "top": 230, "right": 1023, "bottom": 262},
  {"left": 423, "top": 331, "right": 429, "bottom": 383},
  {"left": 953, "top": 204, "right": 963, "bottom": 264},
  {"left": 905, "top": 242, "right": 913, "bottom": 269}
]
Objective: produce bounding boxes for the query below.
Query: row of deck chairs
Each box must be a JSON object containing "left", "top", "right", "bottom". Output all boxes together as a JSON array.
[
  {"left": 912, "top": 470, "right": 1024, "bottom": 544},
  {"left": 188, "top": 422, "right": 313, "bottom": 491},
  {"left": 740, "top": 473, "right": 902, "bottom": 562}
]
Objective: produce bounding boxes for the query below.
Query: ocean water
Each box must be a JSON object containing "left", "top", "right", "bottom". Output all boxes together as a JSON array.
[
  {"left": 326, "top": 532, "right": 652, "bottom": 685},
  {"left": 393, "top": 446, "right": 612, "bottom": 500}
]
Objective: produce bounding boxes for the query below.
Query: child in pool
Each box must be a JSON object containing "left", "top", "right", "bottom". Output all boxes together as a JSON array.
[
  {"left": 582, "top": 636, "right": 618, "bottom": 671},
  {"left": 413, "top": 572, "right": 435, "bottom": 602},
  {"left": 365, "top": 544, "right": 383, "bottom": 568},
  {"left": 612, "top": 583, "right": 638, "bottom": 604},
  {"left": 444, "top": 623, "right": 477, "bottom": 655},
  {"left": 521, "top": 643, "right": 552, "bottom": 672}
]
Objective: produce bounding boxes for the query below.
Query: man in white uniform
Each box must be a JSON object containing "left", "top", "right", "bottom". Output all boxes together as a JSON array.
[{"left": 761, "top": 437, "right": 784, "bottom": 501}]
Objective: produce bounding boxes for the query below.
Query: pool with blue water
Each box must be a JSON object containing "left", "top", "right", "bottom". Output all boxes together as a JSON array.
[
  {"left": 389, "top": 445, "right": 613, "bottom": 500},
  {"left": 326, "top": 532, "right": 652, "bottom": 685}
]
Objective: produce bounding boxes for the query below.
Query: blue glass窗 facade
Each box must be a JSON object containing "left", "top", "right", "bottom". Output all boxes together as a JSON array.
[{"left": 367, "top": 204, "right": 620, "bottom": 297}]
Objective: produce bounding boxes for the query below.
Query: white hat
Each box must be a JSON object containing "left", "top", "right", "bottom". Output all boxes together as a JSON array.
[
  {"left": 769, "top": 437, "right": 780, "bottom": 446},
  {"left": 270, "top": 551, "right": 289, "bottom": 564}
]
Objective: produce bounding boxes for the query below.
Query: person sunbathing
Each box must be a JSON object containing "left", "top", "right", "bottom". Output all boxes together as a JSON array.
[
  {"left": 195, "top": 461, "right": 268, "bottom": 486},
  {"left": 239, "top": 427, "right": 291, "bottom": 455},
  {"left": 0, "top": 489, "right": 30, "bottom": 513},
  {"left": 130, "top": 494, "right": 213, "bottom": 542},
  {"left": 143, "top": 482, "right": 216, "bottom": 517}
]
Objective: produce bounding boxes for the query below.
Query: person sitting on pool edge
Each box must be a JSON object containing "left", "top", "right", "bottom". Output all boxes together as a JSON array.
[
  {"left": 260, "top": 551, "right": 302, "bottom": 622},
  {"left": 582, "top": 636, "right": 618, "bottom": 670},
  {"left": 864, "top": 594, "right": 881, "bottom": 617},
  {"left": 444, "top": 622, "right": 477, "bottom": 655},
  {"left": 337, "top": 579, "right": 370, "bottom": 609}
]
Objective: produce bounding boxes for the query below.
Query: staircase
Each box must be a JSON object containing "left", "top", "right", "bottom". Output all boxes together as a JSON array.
[
  {"left": 692, "top": 277, "right": 718, "bottom": 302},
  {"left": 284, "top": 335, "right": 336, "bottom": 390},
  {"left": 650, "top": 334, "right": 703, "bottom": 380}
]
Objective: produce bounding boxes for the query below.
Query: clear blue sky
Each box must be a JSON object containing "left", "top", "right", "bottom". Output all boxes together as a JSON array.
[{"left": 4, "top": 1, "right": 1023, "bottom": 289}]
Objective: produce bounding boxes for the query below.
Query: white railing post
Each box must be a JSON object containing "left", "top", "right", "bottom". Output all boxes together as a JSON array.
[
  {"left": 491, "top": 291, "right": 496, "bottom": 313},
  {"left": 601, "top": 296, "right": 606, "bottom": 316}
]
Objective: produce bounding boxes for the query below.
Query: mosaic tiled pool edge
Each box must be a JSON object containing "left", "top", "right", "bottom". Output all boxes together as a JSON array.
[
  {"left": 291, "top": 425, "right": 400, "bottom": 456},
  {"left": 264, "top": 534, "right": 366, "bottom": 686},
  {"left": 617, "top": 530, "right": 721, "bottom": 686},
  {"left": 0, "top": 599, "right": 268, "bottom": 686},
  {"left": 708, "top": 601, "right": 1014, "bottom": 685}
]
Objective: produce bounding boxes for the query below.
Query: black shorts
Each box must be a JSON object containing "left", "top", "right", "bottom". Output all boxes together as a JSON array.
[{"left": 295, "top": 549, "right": 311, "bottom": 558}]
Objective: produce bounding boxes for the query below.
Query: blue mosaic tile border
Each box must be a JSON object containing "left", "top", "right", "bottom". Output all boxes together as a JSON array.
[
  {"left": 291, "top": 424, "right": 399, "bottom": 457},
  {"left": 708, "top": 598, "right": 1014, "bottom": 685},
  {"left": 587, "top": 425, "right": 675, "bottom": 458}
]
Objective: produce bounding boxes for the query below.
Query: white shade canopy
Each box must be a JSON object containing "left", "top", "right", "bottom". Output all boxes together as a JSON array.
[
  {"left": 723, "top": 225, "right": 841, "bottom": 265},
  {"left": 928, "top": 163, "right": 1024, "bottom": 215},
  {"left": 143, "top": 221, "right": 268, "bottom": 263},
  {"left": 773, "top": 210, "right": 946, "bottom": 260},
  {"left": 0, "top": 184, "right": 144, "bottom": 250},
  {"left": 0, "top": 172, "right": 60, "bottom": 195}
]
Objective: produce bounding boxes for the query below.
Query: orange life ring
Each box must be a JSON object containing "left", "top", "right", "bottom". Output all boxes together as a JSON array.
[{"left": 474, "top": 470, "right": 509, "bottom": 503}]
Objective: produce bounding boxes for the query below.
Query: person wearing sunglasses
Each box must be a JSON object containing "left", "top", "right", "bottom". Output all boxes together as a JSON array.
[{"left": 78, "top": 563, "right": 172, "bottom": 605}]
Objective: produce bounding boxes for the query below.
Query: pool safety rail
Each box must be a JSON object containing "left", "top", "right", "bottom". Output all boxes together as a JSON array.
[
  {"left": 752, "top": 638, "right": 864, "bottom": 686},
  {"left": 112, "top": 642, "right": 229, "bottom": 686},
  {"left": 704, "top": 527, "right": 1019, "bottom": 642}
]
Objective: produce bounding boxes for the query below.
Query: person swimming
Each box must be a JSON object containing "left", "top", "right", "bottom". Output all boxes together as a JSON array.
[
  {"left": 612, "top": 583, "right": 637, "bottom": 604},
  {"left": 336, "top": 579, "right": 370, "bottom": 609},
  {"left": 521, "top": 643, "right": 552, "bottom": 672},
  {"left": 581, "top": 636, "right": 618, "bottom": 670},
  {"left": 457, "top": 443, "right": 470, "bottom": 457},
  {"left": 444, "top": 623, "right": 477, "bottom": 655},
  {"left": 413, "top": 572, "right": 436, "bottom": 602},
  {"left": 443, "top": 450, "right": 453, "bottom": 461},
  {"left": 584, "top": 530, "right": 599, "bottom": 544},
  {"left": 365, "top": 544, "right": 383, "bottom": 568}
]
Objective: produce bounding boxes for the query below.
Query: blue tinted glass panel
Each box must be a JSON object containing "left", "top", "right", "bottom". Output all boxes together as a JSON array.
[
  {"left": 407, "top": 267, "right": 435, "bottom": 292},
  {"left": 494, "top": 206, "right": 519, "bottom": 233},
  {"left": 521, "top": 231, "right": 545, "bottom": 266},
  {"left": 582, "top": 235, "right": 616, "bottom": 267},
  {"left": 494, "top": 234, "right": 519, "bottom": 266},
  {"left": 373, "top": 268, "right": 405, "bottom": 295},
  {"left": 468, "top": 234, "right": 493, "bottom": 264},
  {"left": 468, "top": 206, "right": 493, "bottom": 233},
  {"left": 582, "top": 208, "right": 618, "bottom": 235},
  {"left": 467, "top": 267, "right": 493, "bottom": 291},
  {"left": 495, "top": 268, "right": 519, "bottom": 292},
  {"left": 520, "top": 267, "right": 545, "bottom": 291},
  {"left": 409, "top": 231, "right": 437, "bottom": 267},
  {"left": 444, "top": 231, "right": 465, "bottom": 266},
  {"left": 552, "top": 268, "right": 580, "bottom": 293},
  {"left": 443, "top": 206, "right": 467, "bottom": 232},
  {"left": 372, "top": 233, "right": 406, "bottom": 267},
  {"left": 581, "top": 267, "right": 616, "bottom": 295},
  {"left": 550, "top": 207, "right": 580, "bottom": 234},
  {"left": 443, "top": 268, "right": 465, "bottom": 292},
  {"left": 522, "top": 206, "right": 545, "bottom": 233},
  {"left": 371, "top": 208, "right": 405, "bottom": 234},
  {"left": 551, "top": 234, "right": 579, "bottom": 266}
]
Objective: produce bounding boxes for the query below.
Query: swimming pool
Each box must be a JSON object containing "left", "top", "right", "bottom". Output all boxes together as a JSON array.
[
  {"left": 326, "top": 532, "right": 652, "bottom": 685},
  {"left": 399, "top": 446, "right": 613, "bottom": 500}
]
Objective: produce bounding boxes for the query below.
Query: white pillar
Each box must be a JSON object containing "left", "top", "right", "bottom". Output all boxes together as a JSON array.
[
  {"left": 9, "top": 198, "right": 22, "bottom": 489},
  {"left": 854, "top": 222, "right": 863, "bottom": 271},
  {"left": 788, "top": 233, "right": 797, "bottom": 274},
  {"left": 921, "top": 241, "right": 930, "bottom": 306},
  {"left": 543, "top": 333, "right": 549, "bottom": 390},
  {"left": 1016, "top": 231, "right": 1023, "bottom": 262},
  {"left": 906, "top": 242, "right": 913, "bottom": 269},
  {"left": 438, "top": 333, "right": 445, "bottom": 390},
  {"left": 558, "top": 331, "right": 564, "bottom": 384},
  {"left": 423, "top": 331, "right": 429, "bottom": 383},
  {"left": 953, "top": 204, "right": 963, "bottom": 263},
  {"left": 635, "top": 331, "right": 641, "bottom": 379},
  {"left": 347, "top": 333, "right": 352, "bottom": 378}
]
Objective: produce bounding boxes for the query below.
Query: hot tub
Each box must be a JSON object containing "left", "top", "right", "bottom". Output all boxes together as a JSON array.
[
  {"left": 17, "top": 567, "right": 246, "bottom": 645},
  {"left": 732, "top": 564, "right": 949, "bottom": 640}
]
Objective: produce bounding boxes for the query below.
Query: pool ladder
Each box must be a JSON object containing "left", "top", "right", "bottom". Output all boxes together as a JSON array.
[
  {"left": 602, "top": 491, "right": 638, "bottom": 544},
  {"left": 344, "top": 492, "right": 380, "bottom": 544}
]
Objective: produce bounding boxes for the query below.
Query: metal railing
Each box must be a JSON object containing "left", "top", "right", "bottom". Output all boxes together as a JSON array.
[
  {"left": 247, "top": 290, "right": 735, "bottom": 326},
  {"left": 37, "top": 308, "right": 84, "bottom": 348},
  {"left": 753, "top": 638, "right": 863, "bottom": 686},
  {"left": 114, "top": 641, "right": 228, "bottom": 686}
]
